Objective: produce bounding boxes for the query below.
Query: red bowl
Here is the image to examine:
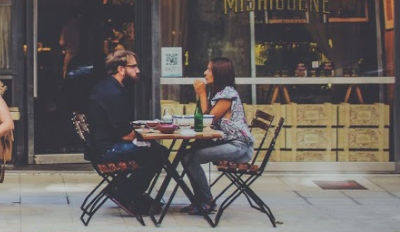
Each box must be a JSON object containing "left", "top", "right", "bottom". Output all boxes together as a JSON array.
[
  {"left": 156, "top": 124, "right": 178, "bottom": 134},
  {"left": 146, "top": 120, "right": 160, "bottom": 128}
]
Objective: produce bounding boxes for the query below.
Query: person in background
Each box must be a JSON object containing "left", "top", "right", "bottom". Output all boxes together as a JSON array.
[
  {"left": 59, "top": 10, "right": 82, "bottom": 79},
  {"left": 181, "top": 57, "right": 254, "bottom": 215},
  {"left": 0, "top": 82, "right": 14, "bottom": 137},
  {"left": 86, "top": 50, "right": 166, "bottom": 214}
]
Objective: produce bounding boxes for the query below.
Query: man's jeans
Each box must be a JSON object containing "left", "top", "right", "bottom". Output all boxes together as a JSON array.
[
  {"left": 101, "top": 141, "right": 167, "bottom": 204},
  {"left": 183, "top": 140, "right": 252, "bottom": 203}
]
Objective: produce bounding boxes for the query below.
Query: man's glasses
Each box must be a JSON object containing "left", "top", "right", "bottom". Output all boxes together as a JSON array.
[{"left": 125, "top": 64, "right": 138, "bottom": 68}]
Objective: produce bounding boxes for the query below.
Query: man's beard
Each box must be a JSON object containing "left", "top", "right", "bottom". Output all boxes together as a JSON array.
[{"left": 122, "top": 74, "right": 135, "bottom": 86}]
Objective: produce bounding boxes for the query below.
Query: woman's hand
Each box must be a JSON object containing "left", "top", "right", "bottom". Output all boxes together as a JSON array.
[{"left": 193, "top": 80, "right": 207, "bottom": 97}]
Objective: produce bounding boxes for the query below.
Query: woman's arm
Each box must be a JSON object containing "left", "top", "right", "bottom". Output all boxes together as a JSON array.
[
  {"left": 209, "top": 99, "right": 231, "bottom": 120},
  {"left": 193, "top": 80, "right": 232, "bottom": 119},
  {"left": 193, "top": 80, "right": 209, "bottom": 113},
  {"left": 0, "top": 97, "right": 14, "bottom": 138}
]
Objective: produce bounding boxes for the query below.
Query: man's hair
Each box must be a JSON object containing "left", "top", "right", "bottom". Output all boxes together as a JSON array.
[
  {"left": 105, "top": 50, "right": 138, "bottom": 75},
  {"left": 210, "top": 57, "right": 236, "bottom": 96}
]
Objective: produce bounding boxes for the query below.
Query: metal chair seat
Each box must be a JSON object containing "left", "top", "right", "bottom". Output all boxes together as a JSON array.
[{"left": 216, "top": 161, "right": 259, "bottom": 174}]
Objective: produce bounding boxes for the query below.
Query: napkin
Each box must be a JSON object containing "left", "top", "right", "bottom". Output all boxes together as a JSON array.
[{"left": 132, "top": 138, "right": 151, "bottom": 147}]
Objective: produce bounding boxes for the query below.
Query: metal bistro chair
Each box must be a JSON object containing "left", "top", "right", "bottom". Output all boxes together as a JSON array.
[
  {"left": 210, "top": 110, "right": 284, "bottom": 227},
  {"left": 71, "top": 112, "right": 145, "bottom": 226}
]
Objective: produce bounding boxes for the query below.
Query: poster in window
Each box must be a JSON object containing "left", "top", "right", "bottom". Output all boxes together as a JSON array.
[
  {"left": 161, "top": 47, "right": 183, "bottom": 77},
  {"left": 383, "top": 0, "right": 394, "bottom": 30}
]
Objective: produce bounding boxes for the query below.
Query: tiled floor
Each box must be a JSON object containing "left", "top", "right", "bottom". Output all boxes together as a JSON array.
[{"left": 0, "top": 171, "right": 400, "bottom": 232}]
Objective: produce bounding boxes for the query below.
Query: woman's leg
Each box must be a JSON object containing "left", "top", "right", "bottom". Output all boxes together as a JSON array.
[{"left": 183, "top": 142, "right": 249, "bottom": 203}]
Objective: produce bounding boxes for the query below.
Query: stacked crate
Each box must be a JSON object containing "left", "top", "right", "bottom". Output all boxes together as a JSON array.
[
  {"left": 184, "top": 103, "right": 196, "bottom": 115},
  {"left": 283, "top": 103, "right": 337, "bottom": 162},
  {"left": 337, "top": 103, "right": 390, "bottom": 162},
  {"left": 243, "top": 104, "right": 285, "bottom": 162},
  {"left": 160, "top": 102, "right": 390, "bottom": 163}
]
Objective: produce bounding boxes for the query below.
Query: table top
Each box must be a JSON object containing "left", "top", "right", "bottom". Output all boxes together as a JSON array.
[{"left": 135, "top": 128, "right": 223, "bottom": 140}]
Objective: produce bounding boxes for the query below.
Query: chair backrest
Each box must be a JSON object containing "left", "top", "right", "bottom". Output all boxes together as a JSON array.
[
  {"left": 72, "top": 112, "right": 96, "bottom": 161},
  {"left": 259, "top": 117, "right": 285, "bottom": 173},
  {"left": 71, "top": 112, "right": 90, "bottom": 144},
  {"left": 250, "top": 110, "right": 274, "bottom": 166}
]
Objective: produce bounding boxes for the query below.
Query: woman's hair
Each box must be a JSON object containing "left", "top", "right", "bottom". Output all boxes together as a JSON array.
[
  {"left": 105, "top": 50, "right": 138, "bottom": 75},
  {"left": 210, "top": 57, "right": 236, "bottom": 96}
]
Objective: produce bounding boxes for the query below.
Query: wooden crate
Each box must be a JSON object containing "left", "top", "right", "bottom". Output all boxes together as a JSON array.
[
  {"left": 337, "top": 128, "right": 389, "bottom": 150},
  {"left": 243, "top": 104, "right": 284, "bottom": 126},
  {"left": 184, "top": 103, "right": 196, "bottom": 115},
  {"left": 285, "top": 128, "right": 337, "bottom": 150},
  {"left": 160, "top": 139, "right": 183, "bottom": 151},
  {"left": 286, "top": 103, "right": 337, "bottom": 126},
  {"left": 338, "top": 103, "right": 390, "bottom": 127},
  {"left": 280, "top": 151, "right": 336, "bottom": 162},
  {"left": 252, "top": 127, "right": 285, "bottom": 150},
  {"left": 160, "top": 103, "right": 184, "bottom": 116},
  {"left": 253, "top": 149, "right": 280, "bottom": 162},
  {"left": 161, "top": 99, "right": 180, "bottom": 105},
  {"left": 338, "top": 151, "right": 389, "bottom": 162}
]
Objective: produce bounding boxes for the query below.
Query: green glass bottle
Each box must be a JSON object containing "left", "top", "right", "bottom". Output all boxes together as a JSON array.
[{"left": 194, "top": 99, "right": 203, "bottom": 132}]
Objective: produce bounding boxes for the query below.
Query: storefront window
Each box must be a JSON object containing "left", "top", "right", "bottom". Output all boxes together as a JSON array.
[
  {"left": 161, "top": 0, "right": 252, "bottom": 102},
  {"left": 255, "top": 0, "right": 375, "bottom": 78},
  {"left": 160, "top": 0, "right": 396, "bottom": 163},
  {"left": 0, "top": 2, "right": 11, "bottom": 70}
]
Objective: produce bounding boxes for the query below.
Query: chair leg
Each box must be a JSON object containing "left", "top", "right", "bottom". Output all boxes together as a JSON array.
[
  {"left": 212, "top": 172, "right": 277, "bottom": 227},
  {"left": 231, "top": 174, "right": 276, "bottom": 227},
  {"left": 355, "top": 85, "right": 364, "bottom": 104},
  {"left": 344, "top": 85, "right": 353, "bottom": 103},
  {"left": 81, "top": 178, "right": 108, "bottom": 212},
  {"left": 80, "top": 189, "right": 109, "bottom": 226},
  {"left": 211, "top": 173, "right": 238, "bottom": 202},
  {"left": 80, "top": 173, "right": 146, "bottom": 226},
  {"left": 270, "top": 86, "right": 280, "bottom": 104}
]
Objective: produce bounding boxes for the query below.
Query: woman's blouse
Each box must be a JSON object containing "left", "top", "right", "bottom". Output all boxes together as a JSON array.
[{"left": 211, "top": 86, "right": 254, "bottom": 146}]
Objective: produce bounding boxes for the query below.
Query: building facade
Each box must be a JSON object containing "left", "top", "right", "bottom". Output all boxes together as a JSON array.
[{"left": 1, "top": 0, "right": 399, "bottom": 172}]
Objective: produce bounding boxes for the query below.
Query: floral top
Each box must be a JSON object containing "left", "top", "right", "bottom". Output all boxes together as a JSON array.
[{"left": 211, "top": 86, "right": 254, "bottom": 146}]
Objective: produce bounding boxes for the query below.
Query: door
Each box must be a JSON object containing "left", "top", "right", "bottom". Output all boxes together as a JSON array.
[{"left": 34, "top": 0, "right": 136, "bottom": 154}]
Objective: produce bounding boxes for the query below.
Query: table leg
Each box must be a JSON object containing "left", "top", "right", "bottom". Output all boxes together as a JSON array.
[
  {"left": 149, "top": 139, "right": 216, "bottom": 227},
  {"left": 149, "top": 139, "right": 191, "bottom": 226}
]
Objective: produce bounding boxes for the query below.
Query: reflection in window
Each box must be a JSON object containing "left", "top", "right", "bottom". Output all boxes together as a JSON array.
[{"left": 0, "top": 5, "right": 11, "bottom": 69}]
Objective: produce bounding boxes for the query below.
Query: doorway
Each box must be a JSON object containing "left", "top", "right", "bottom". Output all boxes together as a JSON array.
[{"left": 34, "top": 0, "right": 136, "bottom": 154}]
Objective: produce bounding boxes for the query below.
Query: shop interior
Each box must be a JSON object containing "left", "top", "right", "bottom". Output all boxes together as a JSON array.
[{"left": 35, "top": 0, "right": 136, "bottom": 154}]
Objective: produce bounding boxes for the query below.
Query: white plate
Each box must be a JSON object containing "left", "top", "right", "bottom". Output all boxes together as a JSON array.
[{"left": 179, "top": 129, "right": 196, "bottom": 137}]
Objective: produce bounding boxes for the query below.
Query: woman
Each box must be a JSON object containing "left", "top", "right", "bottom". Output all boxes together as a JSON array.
[{"left": 182, "top": 57, "right": 254, "bottom": 215}]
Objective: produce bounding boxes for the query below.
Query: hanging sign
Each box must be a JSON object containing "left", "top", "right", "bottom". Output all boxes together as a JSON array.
[
  {"left": 161, "top": 47, "right": 183, "bottom": 77},
  {"left": 223, "top": 0, "right": 329, "bottom": 14}
]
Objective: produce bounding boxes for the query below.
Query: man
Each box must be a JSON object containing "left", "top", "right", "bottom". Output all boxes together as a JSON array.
[{"left": 87, "top": 50, "right": 166, "bottom": 214}]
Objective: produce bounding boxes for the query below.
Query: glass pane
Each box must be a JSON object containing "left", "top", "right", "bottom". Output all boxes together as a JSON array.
[
  {"left": 0, "top": 5, "right": 11, "bottom": 69},
  {"left": 161, "top": 0, "right": 251, "bottom": 103},
  {"left": 255, "top": 0, "right": 376, "bottom": 77}
]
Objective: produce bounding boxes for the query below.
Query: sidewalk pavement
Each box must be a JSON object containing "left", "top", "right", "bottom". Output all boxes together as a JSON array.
[{"left": 1, "top": 170, "right": 400, "bottom": 232}]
